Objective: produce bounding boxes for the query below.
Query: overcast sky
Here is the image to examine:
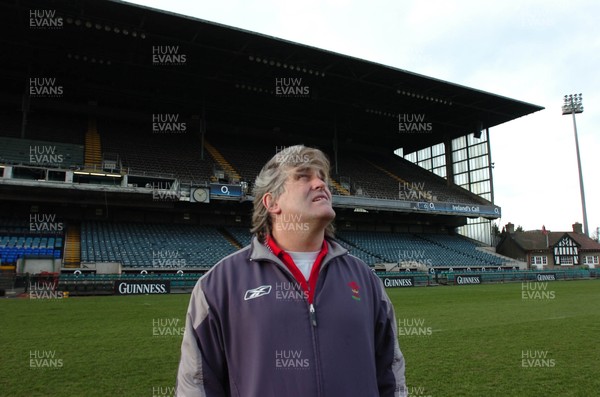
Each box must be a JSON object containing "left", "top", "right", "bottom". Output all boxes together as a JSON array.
[{"left": 129, "top": 0, "right": 599, "bottom": 236}]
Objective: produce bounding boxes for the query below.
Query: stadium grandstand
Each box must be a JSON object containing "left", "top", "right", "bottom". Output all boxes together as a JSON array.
[{"left": 7, "top": 0, "right": 587, "bottom": 297}]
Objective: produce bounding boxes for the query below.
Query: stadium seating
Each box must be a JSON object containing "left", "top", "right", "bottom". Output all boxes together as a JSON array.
[
  {"left": 334, "top": 237, "right": 384, "bottom": 265},
  {"left": 0, "top": 110, "right": 86, "bottom": 169},
  {"left": 0, "top": 215, "right": 513, "bottom": 269},
  {"left": 198, "top": 141, "right": 485, "bottom": 205},
  {"left": 361, "top": 151, "right": 486, "bottom": 205},
  {"left": 208, "top": 140, "right": 273, "bottom": 183},
  {"left": 74, "top": 220, "right": 514, "bottom": 269},
  {"left": 98, "top": 119, "right": 214, "bottom": 183},
  {"left": 225, "top": 226, "right": 253, "bottom": 247},
  {"left": 0, "top": 110, "right": 86, "bottom": 145},
  {"left": 351, "top": 153, "right": 486, "bottom": 204},
  {"left": 1, "top": 113, "right": 507, "bottom": 272},
  {"left": 0, "top": 221, "right": 63, "bottom": 265},
  {"left": 203, "top": 140, "right": 485, "bottom": 204},
  {"left": 418, "top": 234, "right": 506, "bottom": 266},
  {"left": 336, "top": 230, "right": 512, "bottom": 267},
  {"left": 334, "top": 153, "right": 398, "bottom": 199},
  {"left": 0, "top": 137, "right": 84, "bottom": 168},
  {"left": 1, "top": 109, "right": 491, "bottom": 208},
  {"left": 80, "top": 221, "right": 243, "bottom": 268}
]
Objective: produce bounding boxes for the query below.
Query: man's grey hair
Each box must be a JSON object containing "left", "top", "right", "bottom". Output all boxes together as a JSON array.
[{"left": 251, "top": 145, "right": 335, "bottom": 243}]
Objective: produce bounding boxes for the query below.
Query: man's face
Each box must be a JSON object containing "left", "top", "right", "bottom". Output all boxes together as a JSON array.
[{"left": 273, "top": 166, "right": 335, "bottom": 228}]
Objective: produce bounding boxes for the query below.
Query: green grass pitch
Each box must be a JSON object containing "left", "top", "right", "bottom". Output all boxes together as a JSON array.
[{"left": 1, "top": 280, "right": 598, "bottom": 396}]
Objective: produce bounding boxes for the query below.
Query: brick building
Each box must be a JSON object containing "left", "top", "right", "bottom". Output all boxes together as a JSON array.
[{"left": 496, "top": 223, "right": 600, "bottom": 269}]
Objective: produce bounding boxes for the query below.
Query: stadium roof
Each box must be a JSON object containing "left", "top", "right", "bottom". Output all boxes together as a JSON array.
[{"left": 1, "top": 0, "right": 543, "bottom": 155}]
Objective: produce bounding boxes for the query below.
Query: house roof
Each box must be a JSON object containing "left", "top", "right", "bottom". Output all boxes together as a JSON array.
[{"left": 510, "top": 230, "right": 600, "bottom": 251}]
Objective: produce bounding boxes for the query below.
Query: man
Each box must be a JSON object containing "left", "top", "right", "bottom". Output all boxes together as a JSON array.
[{"left": 176, "top": 145, "right": 407, "bottom": 396}]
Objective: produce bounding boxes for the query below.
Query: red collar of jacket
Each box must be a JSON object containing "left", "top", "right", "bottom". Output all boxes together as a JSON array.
[{"left": 266, "top": 234, "right": 328, "bottom": 304}]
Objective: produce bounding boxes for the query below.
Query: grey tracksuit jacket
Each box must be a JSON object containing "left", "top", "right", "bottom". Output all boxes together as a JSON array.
[{"left": 176, "top": 236, "right": 407, "bottom": 397}]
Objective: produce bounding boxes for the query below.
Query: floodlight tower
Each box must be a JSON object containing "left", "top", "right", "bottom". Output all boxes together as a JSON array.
[{"left": 562, "top": 93, "right": 588, "bottom": 236}]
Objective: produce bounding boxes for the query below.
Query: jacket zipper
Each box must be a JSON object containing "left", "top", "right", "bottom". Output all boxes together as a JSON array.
[
  {"left": 253, "top": 247, "right": 348, "bottom": 397},
  {"left": 309, "top": 303, "right": 317, "bottom": 327},
  {"left": 309, "top": 276, "right": 326, "bottom": 397},
  {"left": 254, "top": 255, "right": 325, "bottom": 396}
]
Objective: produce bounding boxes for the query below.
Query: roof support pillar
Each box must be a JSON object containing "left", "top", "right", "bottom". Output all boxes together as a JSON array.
[
  {"left": 333, "top": 117, "right": 339, "bottom": 175},
  {"left": 444, "top": 139, "right": 454, "bottom": 186}
]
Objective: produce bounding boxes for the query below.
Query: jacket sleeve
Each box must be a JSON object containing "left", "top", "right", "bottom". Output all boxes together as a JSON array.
[
  {"left": 176, "top": 280, "right": 229, "bottom": 397},
  {"left": 374, "top": 278, "right": 408, "bottom": 397}
]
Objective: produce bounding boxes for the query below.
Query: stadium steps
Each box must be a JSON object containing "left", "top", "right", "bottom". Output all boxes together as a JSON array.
[
  {"left": 84, "top": 120, "right": 102, "bottom": 168},
  {"left": 204, "top": 141, "right": 242, "bottom": 181},
  {"left": 64, "top": 225, "right": 81, "bottom": 268},
  {"left": 364, "top": 159, "right": 433, "bottom": 201},
  {"left": 329, "top": 178, "right": 351, "bottom": 195},
  {"left": 217, "top": 228, "right": 243, "bottom": 250}
]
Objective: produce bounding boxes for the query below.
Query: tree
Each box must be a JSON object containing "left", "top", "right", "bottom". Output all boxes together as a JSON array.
[
  {"left": 516, "top": 225, "right": 524, "bottom": 232},
  {"left": 491, "top": 222, "right": 501, "bottom": 236},
  {"left": 592, "top": 227, "right": 600, "bottom": 243}
]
